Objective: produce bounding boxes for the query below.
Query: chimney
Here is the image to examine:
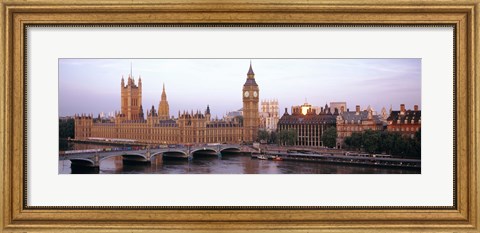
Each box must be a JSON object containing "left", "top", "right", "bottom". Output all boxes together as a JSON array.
[
  {"left": 355, "top": 105, "right": 360, "bottom": 115},
  {"left": 414, "top": 105, "right": 419, "bottom": 111},
  {"left": 400, "top": 104, "right": 406, "bottom": 113}
]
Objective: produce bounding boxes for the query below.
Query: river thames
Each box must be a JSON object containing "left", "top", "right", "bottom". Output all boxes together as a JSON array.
[
  {"left": 59, "top": 156, "right": 419, "bottom": 174},
  {"left": 59, "top": 142, "right": 419, "bottom": 174}
]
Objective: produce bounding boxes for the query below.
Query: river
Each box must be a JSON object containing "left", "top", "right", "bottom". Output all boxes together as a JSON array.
[{"left": 59, "top": 142, "right": 419, "bottom": 174}]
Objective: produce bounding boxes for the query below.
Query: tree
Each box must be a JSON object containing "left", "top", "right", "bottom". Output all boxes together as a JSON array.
[
  {"left": 277, "top": 129, "right": 297, "bottom": 146},
  {"left": 59, "top": 118, "right": 75, "bottom": 151},
  {"left": 59, "top": 118, "right": 75, "bottom": 139},
  {"left": 321, "top": 127, "right": 337, "bottom": 148},
  {"left": 257, "top": 129, "right": 269, "bottom": 142},
  {"left": 346, "top": 132, "right": 363, "bottom": 150},
  {"left": 361, "top": 129, "right": 381, "bottom": 153},
  {"left": 342, "top": 129, "right": 421, "bottom": 158},
  {"left": 285, "top": 129, "right": 298, "bottom": 146},
  {"left": 277, "top": 130, "right": 287, "bottom": 146},
  {"left": 269, "top": 131, "right": 278, "bottom": 144}
]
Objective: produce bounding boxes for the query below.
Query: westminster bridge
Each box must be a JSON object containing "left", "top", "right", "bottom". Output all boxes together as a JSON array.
[{"left": 60, "top": 144, "right": 249, "bottom": 170}]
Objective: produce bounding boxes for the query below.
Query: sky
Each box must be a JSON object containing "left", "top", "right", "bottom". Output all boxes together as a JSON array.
[{"left": 59, "top": 59, "right": 421, "bottom": 118}]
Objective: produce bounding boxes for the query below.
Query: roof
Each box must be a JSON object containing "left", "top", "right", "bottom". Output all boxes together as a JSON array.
[
  {"left": 339, "top": 111, "right": 383, "bottom": 124},
  {"left": 244, "top": 62, "right": 257, "bottom": 86},
  {"left": 387, "top": 110, "right": 421, "bottom": 124},
  {"left": 156, "top": 119, "right": 177, "bottom": 127},
  {"left": 247, "top": 62, "right": 255, "bottom": 75},
  {"left": 207, "top": 121, "right": 242, "bottom": 128},
  {"left": 278, "top": 113, "right": 337, "bottom": 125},
  {"left": 243, "top": 78, "right": 258, "bottom": 86}
]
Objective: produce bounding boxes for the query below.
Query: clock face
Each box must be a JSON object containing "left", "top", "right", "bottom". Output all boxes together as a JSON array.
[
  {"left": 244, "top": 91, "right": 249, "bottom": 97},
  {"left": 253, "top": 91, "right": 258, "bottom": 97}
]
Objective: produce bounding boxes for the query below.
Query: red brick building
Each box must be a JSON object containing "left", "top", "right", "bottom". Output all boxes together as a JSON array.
[
  {"left": 386, "top": 104, "right": 421, "bottom": 138},
  {"left": 336, "top": 105, "right": 384, "bottom": 148}
]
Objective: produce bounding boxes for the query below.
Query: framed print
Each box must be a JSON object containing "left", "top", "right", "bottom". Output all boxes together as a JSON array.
[{"left": 1, "top": 0, "right": 479, "bottom": 232}]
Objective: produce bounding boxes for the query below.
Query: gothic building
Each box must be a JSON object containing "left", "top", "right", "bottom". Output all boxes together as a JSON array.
[
  {"left": 259, "top": 99, "right": 279, "bottom": 132},
  {"left": 158, "top": 84, "right": 170, "bottom": 120},
  {"left": 119, "top": 74, "right": 143, "bottom": 121},
  {"left": 74, "top": 63, "right": 259, "bottom": 144},
  {"left": 242, "top": 62, "right": 260, "bottom": 143}
]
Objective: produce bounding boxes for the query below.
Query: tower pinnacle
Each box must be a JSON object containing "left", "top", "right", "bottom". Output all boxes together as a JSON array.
[
  {"left": 247, "top": 60, "right": 255, "bottom": 77},
  {"left": 158, "top": 83, "right": 169, "bottom": 120}
]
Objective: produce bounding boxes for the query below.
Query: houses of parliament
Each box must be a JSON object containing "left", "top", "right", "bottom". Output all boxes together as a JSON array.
[{"left": 74, "top": 64, "right": 260, "bottom": 144}]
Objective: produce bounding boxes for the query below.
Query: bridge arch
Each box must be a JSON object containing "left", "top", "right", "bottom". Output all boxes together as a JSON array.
[
  {"left": 191, "top": 148, "right": 218, "bottom": 154},
  {"left": 190, "top": 148, "right": 218, "bottom": 158},
  {"left": 70, "top": 158, "right": 96, "bottom": 167},
  {"left": 150, "top": 151, "right": 164, "bottom": 159},
  {"left": 220, "top": 147, "right": 241, "bottom": 153},
  {"left": 162, "top": 150, "right": 189, "bottom": 160},
  {"left": 100, "top": 154, "right": 124, "bottom": 162},
  {"left": 121, "top": 152, "right": 149, "bottom": 162}
]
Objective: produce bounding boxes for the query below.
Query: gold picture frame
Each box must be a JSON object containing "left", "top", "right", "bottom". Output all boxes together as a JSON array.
[{"left": 1, "top": 0, "right": 479, "bottom": 232}]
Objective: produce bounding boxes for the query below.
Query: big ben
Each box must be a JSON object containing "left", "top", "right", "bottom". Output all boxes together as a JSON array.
[{"left": 242, "top": 61, "right": 260, "bottom": 143}]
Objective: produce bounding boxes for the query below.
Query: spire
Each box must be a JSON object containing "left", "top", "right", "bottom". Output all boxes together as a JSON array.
[
  {"left": 161, "top": 83, "right": 167, "bottom": 101},
  {"left": 139, "top": 105, "right": 144, "bottom": 119},
  {"left": 247, "top": 60, "right": 255, "bottom": 77},
  {"left": 244, "top": 61, "right": 258, "bottom": 86}
]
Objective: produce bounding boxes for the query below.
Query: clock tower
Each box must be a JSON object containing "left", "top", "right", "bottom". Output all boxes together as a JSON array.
[{"left": 242, "top": 61, "right": 260, "bottom": 143}]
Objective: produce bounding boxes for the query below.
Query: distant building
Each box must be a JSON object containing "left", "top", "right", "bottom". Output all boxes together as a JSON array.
[
  {"left": 277, "top": 103, "right": 337, "bottom": 147},
  {"left": 224, "top": 108, "right": 243, "bottom": 122},
  {"left": 380, "top": 106, "right": 389, "bottom": 121},
  {"left": 329, "top": 102, "right": 347, "bottom": 114},
  {"left": 259, "top": 99, "right": 279, "bottom": 132},
  {"left": 336, "top": 105, "right": 384, "bottom": 148},
  {"left": 386, "top": 104, "right": 421, "bottom": 138},
  {"left": 291, "top": 101, "right": 322, "bottom": 116}
]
